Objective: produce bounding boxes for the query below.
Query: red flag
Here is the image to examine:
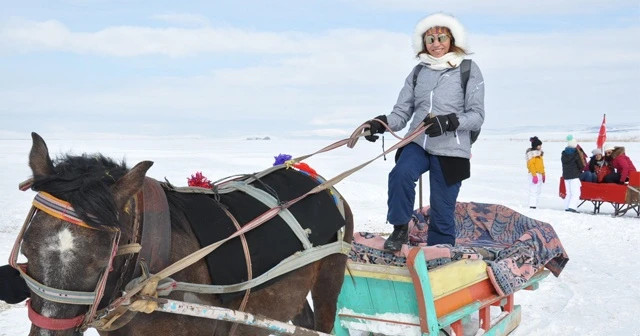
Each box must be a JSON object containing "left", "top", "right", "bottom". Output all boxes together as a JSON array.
[{"left": 596, "top": 114, "right": 606, "bottom": 150}]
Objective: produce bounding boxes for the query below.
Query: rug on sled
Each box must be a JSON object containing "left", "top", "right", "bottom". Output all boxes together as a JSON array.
[{"left": 349, "top": 202, "right": 569, "bottom": 296}]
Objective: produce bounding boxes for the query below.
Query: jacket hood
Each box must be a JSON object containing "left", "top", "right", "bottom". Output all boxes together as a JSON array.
[
  {"left": 525, "top": 148, "right": 543, "bottom": 161},
  {"left": 413, "top": 13, "right": 468, "bottom": 56},
  {"left": 610, "top": 146, "right": 626, "bottom": 159}
]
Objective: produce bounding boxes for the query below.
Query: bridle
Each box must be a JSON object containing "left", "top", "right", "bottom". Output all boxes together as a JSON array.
[{"left": 9, "top": 191, "right": 140, "bottom": 332}]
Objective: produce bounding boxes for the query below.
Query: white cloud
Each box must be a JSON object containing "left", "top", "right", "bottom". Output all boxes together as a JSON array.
[
  {"left": 346, "top": 0, "right": 639, "bottom": 15},
  {"left": 0, "top": 18, "right": 411, "bottom": 58},
  {"left": 0, "top": 17, "right": 639, "bottom": 136}
]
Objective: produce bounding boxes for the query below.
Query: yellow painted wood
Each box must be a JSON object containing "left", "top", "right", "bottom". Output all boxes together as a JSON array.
[
  {"left": 428, "top": 259, "right": 488, "bottom": 299},
  {"left": 348, "top": 269, "right": 413, "bottom": 283},
  {"left": 346, "top": 259, "right": 488, "bottom": 299}
]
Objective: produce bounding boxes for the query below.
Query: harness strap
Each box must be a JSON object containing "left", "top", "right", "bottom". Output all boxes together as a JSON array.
[
  {"left": 102, "top": 123, "right": 426, "bottom": 312},
  {"left": 151, "top": 241, "right": 350, "bottom": 296},
  {"left": 116, "top": 243, "right": 142, "bottom": 256},
  {"left": 227, "top": 181, "right": 313, "bottom": 250},
  {"left": 33, "top": 192, "right": 103, "bottom": 230},
  {"left": 21, "top": 271, "right": 97, "bottom": 305},
  {"left": 9, "top": 207, "right": 97, "bottom": 305},
  {"left": 27, "top": 299, "right": 85, "bottom": 330},
  {"left": 135, "top": 177, "right": 172, "bottom": 275},
  {"left": 219, "top": 206, "right": 252, "bottom": 336}
]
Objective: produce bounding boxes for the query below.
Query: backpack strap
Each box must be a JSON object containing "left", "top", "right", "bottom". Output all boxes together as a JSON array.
[
  {"left": 460, "top": 59, "right": 471, "bottom": 95},
  {"left": 412, "top": 64, "right": 423, "bottom": 89}
]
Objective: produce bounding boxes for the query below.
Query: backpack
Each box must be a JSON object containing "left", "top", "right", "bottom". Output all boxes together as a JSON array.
[{"left": 412, "top": 59, "right": 480, "bottom": 145}]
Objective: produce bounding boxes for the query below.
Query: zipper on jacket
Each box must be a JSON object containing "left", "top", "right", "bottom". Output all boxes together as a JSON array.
[
  {"left": 455, "top": 130, "right": 460, "bottom": 144},
  {"left": 423, "top": 90, "right": 434, "bottom": 148}
]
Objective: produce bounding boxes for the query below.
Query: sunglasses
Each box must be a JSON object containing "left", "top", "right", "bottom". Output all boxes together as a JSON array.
[{"left": 424, "top": 34, "right": 450, "bottom": 45}]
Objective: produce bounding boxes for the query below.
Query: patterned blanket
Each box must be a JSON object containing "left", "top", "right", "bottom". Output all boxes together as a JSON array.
[{"left": 349, "top": 202, "right": 569, "bottom": 296}]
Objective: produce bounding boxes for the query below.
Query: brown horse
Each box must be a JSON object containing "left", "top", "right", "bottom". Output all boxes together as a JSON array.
[{"left": 18, "top": 132, "right": 354, "bottom": 336}]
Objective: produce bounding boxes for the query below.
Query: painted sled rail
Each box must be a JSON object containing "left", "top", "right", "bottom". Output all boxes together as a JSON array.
[{"left": 138, "top": 295, "right": 330, "bottom": 336}]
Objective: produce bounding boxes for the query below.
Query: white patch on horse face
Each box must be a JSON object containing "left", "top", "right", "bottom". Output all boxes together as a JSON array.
[
  {"left": 42, "top": 227, "right": 76, "bottom": 276},
  {"left": 32, "top": 228, "right": 77, "bottom": 335},
  {"left": 57, "top": 228, "right": 75, "bottom": 253},
  {"left": 50, "top": 228, "right": 75, "bottom": 264},
  {"left": 40, "top": 305, "right": 55, "bottom": 318},
  {"left": 34, "top": 305, "right": 57, "bottom": 335}
]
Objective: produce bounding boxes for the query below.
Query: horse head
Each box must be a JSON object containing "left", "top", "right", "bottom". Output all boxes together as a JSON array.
[{"left": 16, "top": 132, "right": 152, "bottom": 336}]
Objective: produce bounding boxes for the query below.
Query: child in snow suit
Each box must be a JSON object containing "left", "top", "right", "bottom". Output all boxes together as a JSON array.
[{"left": 526, "top": 136, "right": 545, "bottom": 208}]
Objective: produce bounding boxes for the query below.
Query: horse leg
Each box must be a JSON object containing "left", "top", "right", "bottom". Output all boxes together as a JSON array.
[
  {"left": 215, "top": 263, "right": 320, "bottom": 336},
  {"left": 291, "top": 300, "right": 315, "bottom": 329},
  {"left": 311, "top": 201, "right": 354, "bottom": 332}
]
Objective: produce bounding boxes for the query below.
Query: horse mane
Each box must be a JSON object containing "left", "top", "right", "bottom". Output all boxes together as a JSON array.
[{"left": 30, "top": 153, "right": 128, "bottom": 229}]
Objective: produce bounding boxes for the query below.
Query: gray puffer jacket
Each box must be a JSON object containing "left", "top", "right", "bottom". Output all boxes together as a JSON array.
[{"left": 386, "top": 61, "right": 485, "bottom": 159}]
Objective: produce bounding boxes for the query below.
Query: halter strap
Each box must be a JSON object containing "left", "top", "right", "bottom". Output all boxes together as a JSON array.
[
  {"left": 32, "top": 192, "right": 101, "bottom": 230},
  {"left": 27, "top": 299, "right": 85, "bottom": 331},
  {"left": 11, "top": 191, "right": 124, "bottom": 330}
]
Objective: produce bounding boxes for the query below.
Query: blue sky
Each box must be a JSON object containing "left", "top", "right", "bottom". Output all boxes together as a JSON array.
[{"left": 1, "top": 0, "right": 639, "bottom": 138}]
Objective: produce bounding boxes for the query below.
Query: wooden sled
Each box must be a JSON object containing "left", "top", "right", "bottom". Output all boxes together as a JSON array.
[
  {"left": 334, "top": 248, "right": 549, "bottom": 336},
  {"left": 559, "top": 171, "right": 640, "bottom": 217}
]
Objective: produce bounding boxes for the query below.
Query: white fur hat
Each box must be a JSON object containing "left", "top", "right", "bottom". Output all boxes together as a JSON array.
[
  {"left": 604, "top": 144, "right": 615, "bottom": 152},
  {"left": 566, "top": 135, "right": 578, "bottom": 148},
  {"left": 413, "top": 13, "right": 468, "bottom": 56}
]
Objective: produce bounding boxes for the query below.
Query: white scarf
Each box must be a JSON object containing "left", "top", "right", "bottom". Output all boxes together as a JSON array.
[{"left": 419, "top": 52, "right": 465, "bottom": 70}]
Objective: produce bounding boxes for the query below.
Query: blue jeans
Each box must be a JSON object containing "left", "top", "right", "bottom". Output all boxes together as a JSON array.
[
  {"left": 387, "top": 143, "right": 461, "bottom": 246},
  {"left": 579, "top": 171, "right": 597, "bottom": 183}
]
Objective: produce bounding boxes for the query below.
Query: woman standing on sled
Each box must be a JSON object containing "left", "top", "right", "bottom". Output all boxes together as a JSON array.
[{"left": 362, "top": 13, "right": 485, "bottom": 251}]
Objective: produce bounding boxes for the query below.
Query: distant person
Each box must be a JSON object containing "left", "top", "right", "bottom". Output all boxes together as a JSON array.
[
  {"left": 360, "top": 12, "right": 485, "bottom": 250},
  {"left": 602, "top": 144, "right": 637, "bottom": 184},
  {"left": 561, "top": 135, "right": 585, "bottom": 213},
  {"left": 526, "top": 136, "right": 545, "bottom": 209},
  {"left": 580, "top": 149, "right": 608, "bottom": 183}
]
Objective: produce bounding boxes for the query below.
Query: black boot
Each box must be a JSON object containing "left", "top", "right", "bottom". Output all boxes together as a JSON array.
[{"left": 384, "top": 225, "right": 409, "bottom": 252}]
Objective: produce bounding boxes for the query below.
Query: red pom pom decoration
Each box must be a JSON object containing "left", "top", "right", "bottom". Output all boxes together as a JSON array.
[
  {"left": 293, "top": 162, "right": 318, "bottom": 179},
  {"left": 187, "top": 171, "right": 213, "bottom": 188}
]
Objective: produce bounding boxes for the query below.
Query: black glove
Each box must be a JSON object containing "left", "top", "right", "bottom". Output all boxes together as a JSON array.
[
  {"left": 423, "top": 113, "right": 459, "bottom": 137},
  {"left": 364, "top": 115, "right": 388, "bottom": 142}
]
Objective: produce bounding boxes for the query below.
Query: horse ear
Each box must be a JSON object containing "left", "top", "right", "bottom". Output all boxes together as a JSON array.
[
  {"left": 111, "top": 161, "right": 154, "bottom": 209},
  {"left": 29, "top": 132, "right": 55, "bottom": 178}
]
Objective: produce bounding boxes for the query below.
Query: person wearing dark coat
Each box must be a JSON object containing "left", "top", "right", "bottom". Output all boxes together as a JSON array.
[
  {"left": 0, "top": 264, "right": 29, "bottom": 304},
  {"left": 561, "top": 135, "right": 585, "bottom": 213}
]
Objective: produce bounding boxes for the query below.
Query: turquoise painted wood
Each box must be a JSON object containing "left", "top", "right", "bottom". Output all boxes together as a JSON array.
[
  {"left": 482, "top": 305, "right": 522, "bottom": 336},
  {"left": 393, "top": 279, "right": 420, "bottom": 315},
  {"left": 411, "top": 250, "right": 439, "bottom": 335},
  {"left": 437, "top": 301, "right": 482, "bottom": 328},
  {"left": 333, "top": 250, "right": 549, "bottom": 336},
  {"left": 333, "top": 272, "right": 421, "bottom": 335}
]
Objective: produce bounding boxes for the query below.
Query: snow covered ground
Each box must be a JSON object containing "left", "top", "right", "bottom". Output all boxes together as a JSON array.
[{"left": 0, "top": 133, "right": 639, "bottom": 335}]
